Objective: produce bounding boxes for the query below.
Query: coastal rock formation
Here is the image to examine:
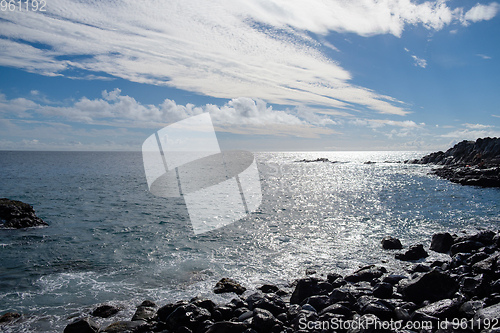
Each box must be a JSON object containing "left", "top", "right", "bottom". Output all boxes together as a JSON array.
[
  {"left": 406, "top": 137, "right": 500, "bottom": 187},
  {"left": 55, "top": 229, "right": 500, "bottom": 333},
  {"left": 0, "top": 198, "right": 48, "bottom": 229}
]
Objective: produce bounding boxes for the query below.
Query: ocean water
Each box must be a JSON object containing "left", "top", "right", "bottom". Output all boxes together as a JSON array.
[{"left": 0, "top": 151, "right": 499, "bottom": 332}]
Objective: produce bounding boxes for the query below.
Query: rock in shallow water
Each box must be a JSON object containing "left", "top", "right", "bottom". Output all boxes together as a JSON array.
[
  {"left": 63, "top": 317, "right": 99, "bottom": 333},
  {"left": 0, "top": 198, "right": 48, "bottom": 229},
  {"left": 381, "top": 236, "right": 403, "bottom": 249},
  {"left": 395, "top": 244, "right": 429, "bottom": 261},
  {"left": 430, "top": 232, "right": 454, "bottom": 253},
  {"left": 213, "top": 278, "right": 246, "bottom": 295}
]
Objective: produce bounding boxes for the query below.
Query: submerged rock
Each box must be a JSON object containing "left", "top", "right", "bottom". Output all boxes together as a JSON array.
[
  {"left": 0, "top": 198, "right": 48, "bottom": 229},
  {"left": 91, "top": 304, "right": 120, "bottom": 318},
  {"left": 0, "top": 312, "right": 21, "bottom": 323}
]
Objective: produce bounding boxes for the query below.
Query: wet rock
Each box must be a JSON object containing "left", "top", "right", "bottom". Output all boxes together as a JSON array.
[
  {"left": 191, "top": 298, "right": 216, "bottom": 314},
  {"left": 460, "top": 274, "right": 491, "bottom": 297},
  {"left": 257, "top": 284, "right": 279, "bottom": 294},
  {"left": 473, "top": 253, "right": 500, "bottom": 274},
  {"left": 410, "top": 263, "right": 431, "bottom": 273},
  {"left": 290, "top": 277, "right": 323, "bottom": 304},
  {"left": 382, "top": 274, "right": 408, "bottom": 285},
  {"left": 372, "top": 282, "right": 393, "bottom": 299},
  {"left": 291, "top": 309, "right": 318, "bottom": 331},
  {"left": 156, "top": 300, "right": 189, "bottom": 322},
  {"left": 319, "top": 303, "right": 352, "bottom": 317},
  {"left": 301, "top": 295, "right": 330, "bottom": 312},
  {"left": 398, "top": 269, "right": 459, "bottom": 303},
  {"left": 253, "top": 308, "right": 281, "bottom": 333},
  {"left": 450, "top": 240, "right": 485, "bottom": 256},
  {"left": 0, "top": 198, "right": 48, "bottom": 228},
  {"left": 474, "top": 303, "right": 500, "bottom": 329},
  {"left": 329, "top": 287, "right": 354, "bottom": 304},
  {"left": 414, "top": 299, "right": 459, "bottom": 319},
  {"left": 213, "top": 278, "right": 246, "bottom": 295},
  {"left": 204, "top": 321, "right": 247, "bottom": 333},
  {"left": 381, "top": 236, "right": 403, "bottom": 249},
  {"left": 459, "top": 300, "right": 485, "bottom": 318},
  {"left": 252, "top": 293, "right": 287, "bottom": 316},
  {"left": 132, "top": 301, "right": 157, "bottom": 322},
  {"left": 91, "top": 304, "right": 120, "bottom": 318},
  {"left": 395, "top": 244, "right": 429, "bottom": 261},
  {"left": 430, "top": 232, "right": 455, "bottom": 253},
  {"left": 164, "top": 304, "right": 211, "bottom": 331},
  {"left": 101, "top": 320, "right": 148, "bottom": 333},
  {"left": 0, "top": 312, "right": 21, "bottom": 323},
  {"left": 344, "top": 265, "right": 387, "bottom": 283},
  {"left": 64, "top": 317, "right": 99, "bottom": 333}
]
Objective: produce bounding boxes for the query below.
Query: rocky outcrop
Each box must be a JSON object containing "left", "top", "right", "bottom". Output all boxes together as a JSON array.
[
  {"left": 0, "top": 198, "right": 48, "bottom": 229},
  {"left": 406, "top": 137, "right": 500, "bottom": 187}
]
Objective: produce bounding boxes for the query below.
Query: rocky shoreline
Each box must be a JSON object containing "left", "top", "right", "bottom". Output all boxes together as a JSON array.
[
  {"left": 3, "top": 229, "right": 500, "bottom": 332},
  {"left": 406, "top": 137, "right": 500, "bottom": 187},
  {"left": 0, "top": 198, "right": 48, "bottom": 229}
]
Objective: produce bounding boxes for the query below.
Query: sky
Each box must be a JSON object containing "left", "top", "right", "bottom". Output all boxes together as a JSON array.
[{"left": 0, "top": 0, "right": 499, "bottom": 151}]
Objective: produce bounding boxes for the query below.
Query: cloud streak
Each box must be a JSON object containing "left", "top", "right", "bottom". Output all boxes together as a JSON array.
[{"left": 1, "top": 1, "right": 498, "bottom": 117}]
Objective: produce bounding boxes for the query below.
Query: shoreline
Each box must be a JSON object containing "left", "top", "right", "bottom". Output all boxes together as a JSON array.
[{"left": 3, "top": 229, "right": 500, "bottom": 333}]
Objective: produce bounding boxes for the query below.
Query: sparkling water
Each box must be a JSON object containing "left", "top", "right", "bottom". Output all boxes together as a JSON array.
[{"left": 0, "top": 151, "right": 499, "bottom": 332}]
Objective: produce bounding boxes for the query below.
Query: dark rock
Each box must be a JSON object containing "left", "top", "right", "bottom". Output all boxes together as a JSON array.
[
  {"left": 394, "top": 307, "right": 411, "bottom": 321},
  {"left": 395, "top": 244, "right": 429, "bottom": 261},
  {"left": 227, "top": 297, "right": 248, "bottom": 309},
  {"left": 372, "top": 282, "right": 393, "bottom": 299},
  {"left": 398, "top": 268, "right": 459, "bottom": 303},
  {"left": 430, "top": 232, "right": 455, "bottom": 253},
  {"left": 327, "top": 273, "right": 342, "bottom": 283},
  {"left": 91, "top": 304, "right": 120, "bottom": 318},
  {"left": 301, "top": 295, "right": 330, "bottom": 312},
  {"left": 459, "top": 300, "right": 485, "bottom": 318},
  {"left": 467, "top": 252, "right": 490, "bottom": 265},
  {"left": 204, "top": 321, "right": 248, "bottom": 333},
  {"left": 406, "top": 138, "right": 500, "bottom": 187},
  {"left": 246, "top": 292, "right": 265, "bottom": 310},
  {"left": 64, "top": 317, "right": 99, "bottom": 333},
  {"left": 101, "top": 320, "right": 148, "bottom": 333},
  {"left": 213, "top": 278, "right": 246, "bottom": 295},
  {"left": 257, "top": 284, "right": 279, "bottom": 294},
  {"left": 329, "top": 288, "right": 354, "bottom": 304},
  {"left": 415, "top": 299, "right": 459, "bottom": 319},
  {"left": 212, "top": 306, "right": 233, "bottom": 322},
  {"left": 382, "top": 274, "right": 408, "bottom": 285},
  {"left": 132, "top": 303, "right": 157, "bottom": 322},
  {"left": 290, "top": 277, "right": 323, "bottom": 304},
  {"left": 191, "top": 298, "right": 216, "bottom": 314},
  {"left": 473, "top": 253, "right": 500, "bottom": 273},
  {"left": 253, "top": 308, "right": 281, "bottom": 333},
  {"left": 474, "top": 303, "right": 500, "bottom": 329},
  {"left": 381, "top": 236, "right": 403, "bottom": 249},
  {"left": 156, "top": 300, "right": 189, "bottom": 322},
  {"left": 450, "top": 240, "right": 484, "bottom": 256},
  {"left": 460, "top": 274, "right": 491, "bottom": 297},
  {"left": 0, "top": 198, "right": 48, "bottom": 228},
  {"left": 344, "top": 265, "right": 387, "bottom": 283},
  {"left": 410, "top": 263, "right": 432, "bottom": 273},
  {"left": 164, "top": 304, "right": 211, "bottom": 331},
  {"left": 252, "top": 294, "right": 287, "bottom": 316},
  {"left": 319, "top": 303, "right": 352, "bottom": 317},
  {"left": 291, "top": 309, "right": 318, "bottom": 331},
  {"left": 0, "top": 312, "right": 21, "bottom": 323}
]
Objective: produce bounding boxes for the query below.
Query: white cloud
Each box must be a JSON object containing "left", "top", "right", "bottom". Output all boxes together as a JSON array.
[
  {"left": 1, "top": 1, "right": 496, "bottom": 117},
  {"left": 411, "top": 55, "right": 427, "bottom": 68},
  {"left": 442, "top": 129, "right": 500, "bottom": 139},
  {"left": 462, "top": 2, "right": 500, "bottom": 25},
  {"left": 464, "top": 123, "right": 493, "bottom": 129},
  {"left": 0, "top": 89, "right": 338, "bottom": 138},
  {"left": 493, "top": 114, "right": 500, "bottom": 118}
]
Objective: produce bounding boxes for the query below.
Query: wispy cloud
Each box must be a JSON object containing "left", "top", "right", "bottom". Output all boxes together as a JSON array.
[
  {"left": 477, "top": 54, "right": 492, "bottom": 59},
  {"left": 411, "top": 55, "right": 427, "bottom": 68},
  {"left": 464, "top": 123, "right": 493, "bottom": 129},
  {"left": 1, "top": 1, "right": 497, "bottom": 117}
]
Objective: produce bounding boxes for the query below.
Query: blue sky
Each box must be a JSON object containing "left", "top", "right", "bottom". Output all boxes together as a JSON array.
[{"left": 0, "top": 0, "right": 499, "bottom": 151}]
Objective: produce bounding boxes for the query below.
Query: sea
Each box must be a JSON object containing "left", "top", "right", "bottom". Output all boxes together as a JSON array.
[{"left": 0, "top": 151, "right": 499, "bottom": 332}]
